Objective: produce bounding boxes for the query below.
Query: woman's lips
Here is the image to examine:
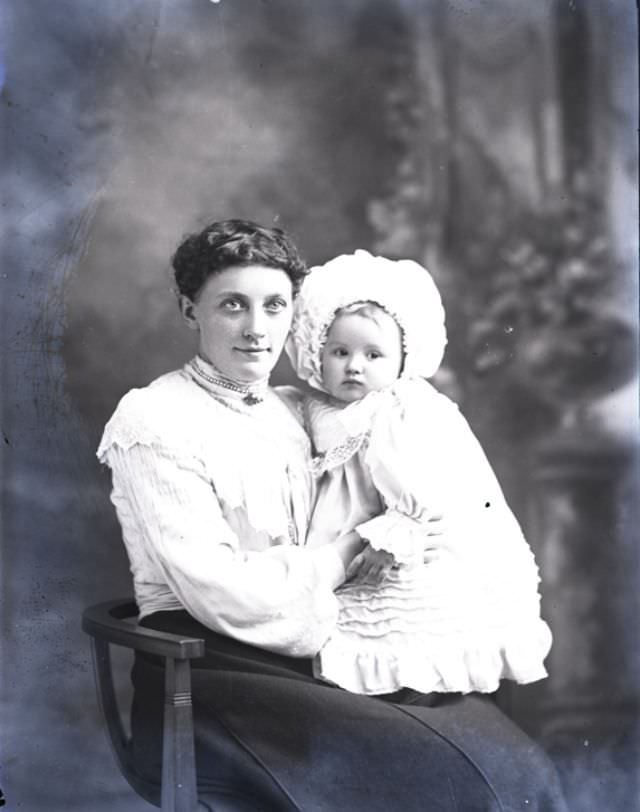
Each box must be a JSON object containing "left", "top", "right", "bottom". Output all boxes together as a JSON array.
[{"left": 234, "top": 347, "right": 270, "bottom": 360}]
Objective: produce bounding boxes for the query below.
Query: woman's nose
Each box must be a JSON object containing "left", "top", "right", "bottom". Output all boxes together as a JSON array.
[{"left": 243, "top": 309, "right": 267, "bottom": 340}]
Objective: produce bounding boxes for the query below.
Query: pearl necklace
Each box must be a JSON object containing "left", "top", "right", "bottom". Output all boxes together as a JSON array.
[{"left": 190, "top": 357, "right": 266, "bottom": 405}]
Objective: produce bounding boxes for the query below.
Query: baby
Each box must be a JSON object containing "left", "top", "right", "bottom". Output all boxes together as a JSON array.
[{"left": 286, "top": 250, "right": 552, "bottom": 696}]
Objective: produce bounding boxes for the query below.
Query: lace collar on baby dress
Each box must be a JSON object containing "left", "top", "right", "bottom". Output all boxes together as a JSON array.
[{"left": 309, "top": 383, "right": 409, "bottom": 474}]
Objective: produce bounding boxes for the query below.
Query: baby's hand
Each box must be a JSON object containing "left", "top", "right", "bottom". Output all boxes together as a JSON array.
[{"left": 346, "top": 544, "right": 395, "bottom": 586}]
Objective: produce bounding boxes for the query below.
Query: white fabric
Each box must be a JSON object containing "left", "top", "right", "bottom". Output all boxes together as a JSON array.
[
  {"left": 306, "top": 378, "right": 553, "bottom": 695},
  {"left": 97, "top": 360, "right": 345, "bottom": 658},
  {"left": 285, "top": 249, "right": 447, "bottom": 392}
]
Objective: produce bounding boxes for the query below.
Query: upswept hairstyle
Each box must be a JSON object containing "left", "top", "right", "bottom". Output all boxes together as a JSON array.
[{"left": 172, "top": 219, "right": 308, "bottom": 302}]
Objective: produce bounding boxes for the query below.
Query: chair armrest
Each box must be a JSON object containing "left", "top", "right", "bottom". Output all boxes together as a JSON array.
[
  {"left": 82, "top": 599, "right": 205, "bottom": 660},
  {"left": 83, "top": 598, "right": 202, "bottom": 810}
]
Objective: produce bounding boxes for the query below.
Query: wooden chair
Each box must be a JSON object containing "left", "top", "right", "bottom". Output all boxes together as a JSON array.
[{"left": 82, "top": 599, "right": 205, "bottom": 812}]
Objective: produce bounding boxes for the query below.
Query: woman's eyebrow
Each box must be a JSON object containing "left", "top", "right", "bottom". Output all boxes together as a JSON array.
[{"left": 215, "top": 291, "right": 288, "bottom": 300}]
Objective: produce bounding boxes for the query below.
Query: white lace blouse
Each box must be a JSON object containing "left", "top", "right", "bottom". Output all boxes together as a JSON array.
[{"left": 97, "top": 359, "right": 345, "bottom": 658}]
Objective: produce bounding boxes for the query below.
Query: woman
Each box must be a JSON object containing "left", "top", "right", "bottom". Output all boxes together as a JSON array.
[{"left": 98, "top": 219, "right": 567, "bottom": 811}]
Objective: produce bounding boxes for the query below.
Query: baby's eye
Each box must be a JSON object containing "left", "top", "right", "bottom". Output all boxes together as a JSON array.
[
  {"left": 367, "top": 351, "right": 382, "bottom": 360},
  {"left": 333, "top": 348, "right": 349, "bottom": 358},
  {"left": 264, "top": 298, "right": 288, "bottom": 313},
  {"left": 221, "top": 298, "right": 244, "bottom": 312}
]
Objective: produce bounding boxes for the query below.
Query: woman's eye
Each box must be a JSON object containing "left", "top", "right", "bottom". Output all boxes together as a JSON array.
[
  {"left": 265, "top": 298, "right": 287, "bottom": 313},
  {"left": 221, "top": 299, "right": 244, "bottom": 311}
]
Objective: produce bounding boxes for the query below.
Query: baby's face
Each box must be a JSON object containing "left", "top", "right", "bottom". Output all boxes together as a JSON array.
[{"left": 321, "top": 311, "right": 403, "bottom": 403}]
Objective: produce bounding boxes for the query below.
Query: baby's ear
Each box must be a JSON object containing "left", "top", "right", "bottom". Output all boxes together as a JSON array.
[{"left": 179, "top": 295, "right": 199, "bottom": 330}]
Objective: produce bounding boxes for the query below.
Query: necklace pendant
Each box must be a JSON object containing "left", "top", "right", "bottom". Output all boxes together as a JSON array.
[{"left": 243, "top": 393, "right": 263, "bottom": 406}]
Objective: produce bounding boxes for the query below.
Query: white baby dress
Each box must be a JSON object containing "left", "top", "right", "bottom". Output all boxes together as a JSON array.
[{"left": 305, "top": 377, "right": 552, "bottom": 696}]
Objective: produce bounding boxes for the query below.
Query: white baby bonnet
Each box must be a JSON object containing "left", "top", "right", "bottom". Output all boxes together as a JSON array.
[{"left": 286, "top": 250, "right": 447, "bottom": 392}]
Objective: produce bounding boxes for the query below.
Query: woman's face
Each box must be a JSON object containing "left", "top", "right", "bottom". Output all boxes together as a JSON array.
[{"left": 181, "top": 265, "right": 293, "bottom": 383}]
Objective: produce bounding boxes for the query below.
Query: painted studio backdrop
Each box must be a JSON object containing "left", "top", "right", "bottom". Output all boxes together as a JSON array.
[{"left": 1, "top": 1, "right": 638, "bottom": 810}]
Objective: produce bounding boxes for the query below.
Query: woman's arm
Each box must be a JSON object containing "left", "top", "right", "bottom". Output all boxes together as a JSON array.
[{"left": 106, "top": 441, "right": 346, "bottom": 658}]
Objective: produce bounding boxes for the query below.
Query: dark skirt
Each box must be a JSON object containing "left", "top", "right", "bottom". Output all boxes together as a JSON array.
[{"left": 131, "top": 610, "right": 567, "bottom": 812}]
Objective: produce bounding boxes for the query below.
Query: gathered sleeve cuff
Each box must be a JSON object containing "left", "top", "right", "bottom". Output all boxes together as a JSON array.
[
  {"left": 103, "top": 439, "right": 343, "bottom": 657},
  {"left": 354, "top": 510, "right": 427, "bottom": 566}
]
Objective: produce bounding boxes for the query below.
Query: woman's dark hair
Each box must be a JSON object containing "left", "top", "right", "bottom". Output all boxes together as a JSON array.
[{"left": 173, "top": 219, "right": 308, "bottom": 301}]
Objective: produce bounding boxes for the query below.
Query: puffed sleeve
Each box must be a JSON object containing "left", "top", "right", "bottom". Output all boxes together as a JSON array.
[
  {"left": 99, "top": 389, "right": 345, "bottom": 658},
  {"left": 352, "top": 389, "right": 440, "bottom": 565}
]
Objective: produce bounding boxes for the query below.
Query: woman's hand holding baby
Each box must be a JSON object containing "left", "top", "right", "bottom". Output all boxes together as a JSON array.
[
  {"left": 333, "top": 531, "right": 367, "bottom": 573},
  {"left": 346, "top": 544, "right": 395, "bottom": 586}
]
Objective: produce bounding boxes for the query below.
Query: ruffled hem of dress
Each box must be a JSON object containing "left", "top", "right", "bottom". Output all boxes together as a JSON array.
[{"left": 315, "top": 623, "right": 552, "bottom": 696}]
